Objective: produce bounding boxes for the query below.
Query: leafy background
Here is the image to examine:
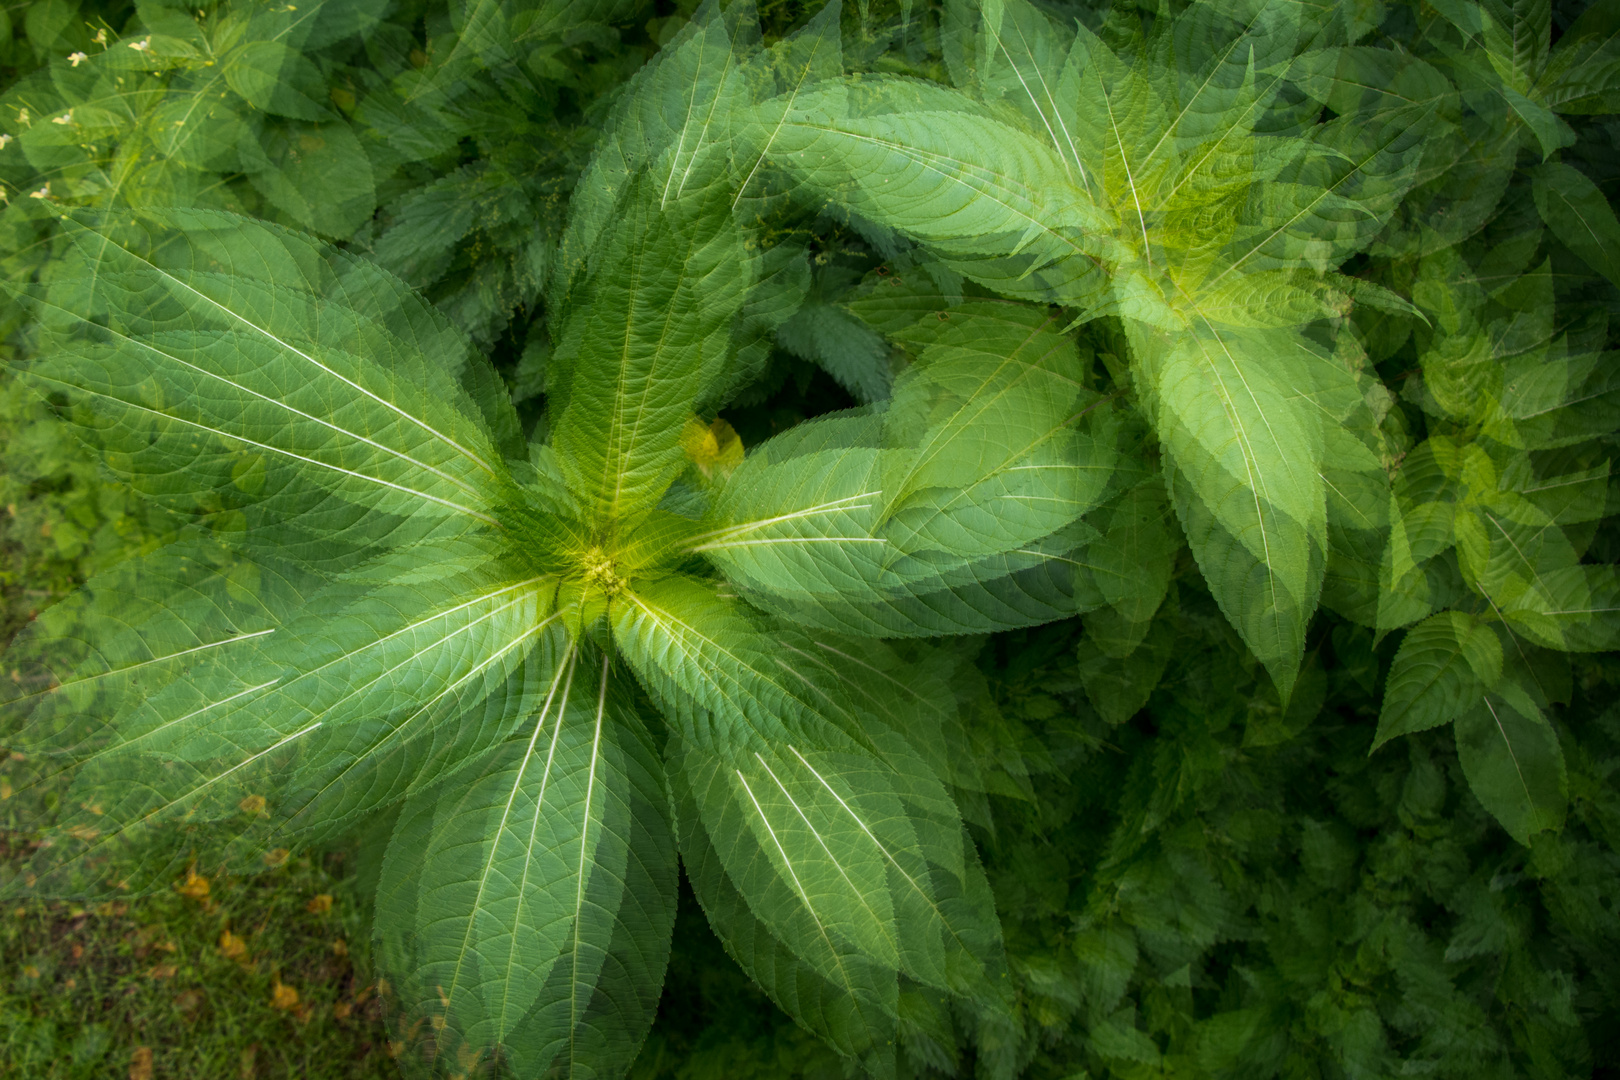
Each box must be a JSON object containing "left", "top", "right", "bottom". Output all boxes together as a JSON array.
[{"left": 1, "top": 0, "right": 1618, "bottom": 1077}]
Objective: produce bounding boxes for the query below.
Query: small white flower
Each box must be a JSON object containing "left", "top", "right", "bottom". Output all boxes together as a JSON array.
[
  {"left": 29, "top": 183, "right": 50, "bottom": 199},
  {"left": 16, "top": 109, "right": 30, "bottom": 126},
  {"left": 52, "top": 111, "right": 73, "bottom": 125},
  {"left": 94, "top": 28, "right": 108, "bottom": 44},
  {"left": 129, "top": 37, "right": 151, "bottom": 52},
  {"left": 0, "top": 134, "right": 12, "bottom": 149},
  {"left": 69, "top": 51, "right": 88, "bottom": 67}
]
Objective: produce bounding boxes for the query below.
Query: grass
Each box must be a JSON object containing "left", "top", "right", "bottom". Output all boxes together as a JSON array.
[
  {"left": 0, "top": 842, "right": 396, "bottom": 1080},
  {"left": 0, "top": 833, "right": 838, "bottom": 1080}
]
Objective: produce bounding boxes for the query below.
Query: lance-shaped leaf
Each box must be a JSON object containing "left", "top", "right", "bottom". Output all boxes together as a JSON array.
[
  {"left": 609, "top": 573, "right": 960, "bottom": 754},
  {"left": 549, "top": 177, "right": 749, "bottom": 525},
  {"left": 685, "top": 740, "right": 904, "bottom": 973},
  {"left": 1530, "top": 162, "right": 1620, "bottom": 289},
  {"left": 249, "top": 536, "right": 568, "bottom": 843},
  {"left": 657, "top": 620, "right": 1010, "bottom": 993},
  {"left": 730, "top": 0, "right": 845, "bottom": 215},
  {"left": 1536, "top": 0, "right": 1620, "bottom": 114},
  {"left": 671, "top": 760, "right": 900, "bottom": 1077},
  {"left": 1088, "top": 479, "right": 1177, "bottom": 627},
  {"left": 1497, "top": 564, "right": 1620, "bottom": 653},
  {"left": 679, "top": 734, "right": 1004, "bottom": 1002},
  {"left": 610, "top": 574, "right": 827, "bottom": 751},
  {"left": 375, "top": 651, "right": 676, "bottom": 1076},
  {"left": 11, "top": 535, "right": 562, "bottom": 895},
  {"left": 974, "top": 0, "right": 1095, "bottom": 200},
  {"left": 551, "top": 0, "right": 762, "bottom": 311},
  {"left": 1454, "top": 678, "right": 1567, "bottom": 845},
  {"left": 738, "top": 525, "right": 1104, "bottom": 638},
  {"left": 882, "top": 303, "right": 1110, "bottom": 560},
  {"left": 1134, "top": 320, "right": 1327, "bottom": 697},
  {"left": 1219, "top": 104, "right": 1434, "bottom": 277},
  {"left": 12, "top": 210, "right": 511, "bottom": 529},
  {"left": 698, "top": 432, "right": 895, "bottom": 601},
  {"left": 700, "top": 305, "right": 1111, "bottom": 633},
  {"left": 748, "top": 78, "right": 1112, "bottom": 268}
]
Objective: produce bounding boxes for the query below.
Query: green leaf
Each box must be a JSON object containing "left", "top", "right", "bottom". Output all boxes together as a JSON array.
[
  {"left": 883, "top": 302, "right": 1111, "bottom": 560},
  {"left": 1454, "top": 680, "right": 1567, "bottom": 844},
  {"left": 1498, "top": 564, "right": 1620, "bottom": 653},
  {"left": 1537, "top": 0, "right": 1620, "bottom": 113},
  {"left": 243, "top": 121, "right": 377, "bottom": 238},
  {"left": 751, "top": 78, "right": 1112, "bottom": 271},
  {"left": 376, "top": 651, "right": 676, "bottom": 1075},
  {"left": 249, "top": 536, "right": 567, "bottom": 843},
  {"left": 742, "top": 528, "right": 1103, "bottom": 638},
  {"left": 0, "top": 533, "right": 329, "bottom": 890},
  {"left": 1088, "top": 479, "right": 1177, "bottom": 626},
  {"left": 611, "top": 574, "right": 820, "bottom": 750},
  {"left": 1078, "top": 612, "right": 1175, "bottom": 726},
  {"left": 1136, "top": 321, "right": 1327, "bottom": 698},
  {"left": 16, "top": 211, "right": 511, "bottom": 529},
  {"left": 671, "top": 766, "right": 900, "bottom": 1077},
  {"left": 21, "top": 535, "right": 560, "bottom": 890},
  {"left": 1499, "top": 84, "right": 1573, "bottom": 158},
  {"left": 1530, "top": 162, "right": 1620, "bottom": 289},
  {"left": 683, "top": 738, "right": 904, "bottom": 972},
  {"left": 775, "top": 299, "right": 891, "bottom": 404},
  {"left": 224, "top": 40, "right": 331, "bottom": 121},
  {"left": 549, "top": 178, "right": 749, "bottom": 524},
  {"left": 701, "top": 305, "right": 1111, "bottom": 631},
  {"left": 1373, "top": 610, "right": 1503, "bottom": 751},
  {"left": 669, "top": 717, "right": 1006, "bottom": 1006},
  {"left": 551, "top": 0, "right": 761, "bottom": 313}
]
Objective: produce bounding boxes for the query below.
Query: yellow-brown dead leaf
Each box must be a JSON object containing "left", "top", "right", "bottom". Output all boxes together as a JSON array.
[
  {"left": 218, "top": 929, "right": 249, "bottom": 962},
  {"left": 176, "top": 868, "right": 210, "bottom": 900},
  {"left": 270, "top": 979, "right": 299, "bottom": 1011}
]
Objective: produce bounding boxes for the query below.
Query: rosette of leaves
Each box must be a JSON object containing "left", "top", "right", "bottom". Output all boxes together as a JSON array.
[
  {"left": 739, "top": 0, "right": 1443, "bottom": 701},
  {"left": 0, "top": 11, "right": 1117, "bottom": 1080}
]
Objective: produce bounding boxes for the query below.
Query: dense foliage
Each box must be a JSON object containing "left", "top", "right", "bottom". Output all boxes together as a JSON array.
[{"left": 1, "top": 0, "right": 1617, "bottom": 1078}]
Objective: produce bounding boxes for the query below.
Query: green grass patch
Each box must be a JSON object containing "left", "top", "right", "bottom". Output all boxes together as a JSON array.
[{"left": 0, "top": 843, "right": 393, "bottom": 1079}]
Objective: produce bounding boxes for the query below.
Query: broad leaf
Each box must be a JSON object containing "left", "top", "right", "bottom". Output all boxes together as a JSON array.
[
  {"left": 1530, "top": 162, "right": 1620, "bottom": 289},
  {"left": 1454, "top": 679, "right": 1567, "bottom": 844},
  {"left": 1373, "top": 610, "right": 1504, "bottom": 750}
]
